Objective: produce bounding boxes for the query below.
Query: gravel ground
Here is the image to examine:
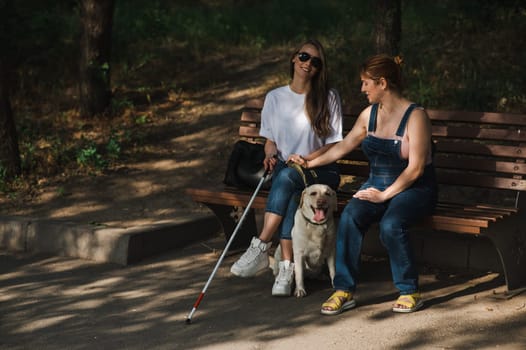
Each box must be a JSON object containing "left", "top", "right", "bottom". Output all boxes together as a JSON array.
[{"left": 2, "top": 235, "right": 525, "bottom": 350}]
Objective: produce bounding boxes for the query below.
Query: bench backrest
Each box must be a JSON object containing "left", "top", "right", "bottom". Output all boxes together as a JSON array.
[{"left": 239, "top": 98, "right": 526, "bottom": 206}]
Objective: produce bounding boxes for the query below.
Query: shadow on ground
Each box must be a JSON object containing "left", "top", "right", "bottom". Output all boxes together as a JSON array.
[{"left": 2, "top": 235, "right": 525, "bottom": 350}]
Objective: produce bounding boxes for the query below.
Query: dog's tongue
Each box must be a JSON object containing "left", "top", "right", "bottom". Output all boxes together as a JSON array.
[{"left": 313, "top": 208, "right": 326, "bottom": 222}]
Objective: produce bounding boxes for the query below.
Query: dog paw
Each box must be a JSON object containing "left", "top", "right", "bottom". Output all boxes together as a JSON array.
[{"left": 294, "top": 288, "right": 307, "bottom": 298}]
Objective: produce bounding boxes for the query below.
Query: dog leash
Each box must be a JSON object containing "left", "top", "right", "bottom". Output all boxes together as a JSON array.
[{"left": 286, "top": 161, "right": 319, "bottom": 188}]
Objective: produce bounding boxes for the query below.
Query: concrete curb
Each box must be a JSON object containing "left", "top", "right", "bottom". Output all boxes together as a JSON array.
[
  {"left": 1, "top": 211, "right": 503, "bottom": 273},
  {"left": 0, "top": 214, "right": 221, "bottom": 265}
]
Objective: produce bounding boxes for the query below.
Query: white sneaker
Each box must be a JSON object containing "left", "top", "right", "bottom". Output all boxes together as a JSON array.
[
  {"left": 230, "top": 237, "right": 271, "bottom": 277},
  {"left": 272, "top": 260, "right": 294, "bottom": 296}
]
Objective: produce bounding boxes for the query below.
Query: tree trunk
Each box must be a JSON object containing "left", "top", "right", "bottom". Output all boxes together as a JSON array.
[
  {"left": 79, "top": 0, "right": 115, "bottom": 118},
  {"left": 0, "top": 0, "right": 21, "bottom": 180},
  {"left": 373, "top": 0, "right": 401, "bottom": 56},
  {"left": 0, "top": 59, "right": 21, "bottom": 180}
]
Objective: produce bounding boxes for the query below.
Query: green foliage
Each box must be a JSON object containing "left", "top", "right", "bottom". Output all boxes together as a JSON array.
[
  {"left": 76, "top": 134, "right": 123, "bottom": 172},
  {"left": 401, "top": 0, "right": 526, "bottom": 111},
  {"left": 6, "top": 113, "right": 127, "bottom": 181},
  {"left": 76, "top": 144, "right": 107, "bottom": 171},
  {"left": 19, "top": 141, "right": 37, "bottom": 172},
  {"left": 3, "top": 0, "right": 525, "bottom": 190},
  {"left": 134, "top": 115, "right": 150, "bottom": 125},
  {"left": 7, "top": 0, "right": 525, "bottom": 112},
  {"left": 0, "top": 162, "right": 22, "bottom": 197},
  {"left": 0, "top": 164, "right": 8, "bottom": 193},
  {"left": 56, "top": 186, "right": 66, "bottom": 197},
  {"left": 100, "top": 1, "right": 526, "bottom": 112},
  {"left": 106, "top": 133, "right": 121, "bottom": 160},
  {"left": 112, "top": 0, "right": 350, "bottom": 50},
  {"left": 110, "top": 97, "right": 134, "bottom": 114},
  {"left": 7, "top": 1, "right": 79, "bottom": 96}
]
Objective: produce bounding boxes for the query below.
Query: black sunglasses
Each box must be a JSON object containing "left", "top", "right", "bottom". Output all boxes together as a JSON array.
[{"left": 297, "top": 52, "right": 322, "bottom": 69}]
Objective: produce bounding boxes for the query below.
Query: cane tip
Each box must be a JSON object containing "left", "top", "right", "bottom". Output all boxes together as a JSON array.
[{"left": 185, "top": 318, "right": 192, "bottom": 325}]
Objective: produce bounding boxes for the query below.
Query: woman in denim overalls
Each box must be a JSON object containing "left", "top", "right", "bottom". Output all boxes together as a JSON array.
[{"left": 289, "top": 54, "right": 437, "bottom": 314}]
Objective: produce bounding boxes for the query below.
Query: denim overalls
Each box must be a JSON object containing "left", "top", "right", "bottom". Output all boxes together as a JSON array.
[
  {"left": 333, "top": 103, "right": 437, "bottom": 295},
  {"left": 265, "top": 160, "right": 340, "bottom": 240}
]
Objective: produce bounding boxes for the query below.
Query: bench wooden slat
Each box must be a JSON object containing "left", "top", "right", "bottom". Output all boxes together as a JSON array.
[
  {"left": 436, "top": 202, "right": 518, "bottom": 215},
  {"left": 435, "top": 208, "right": 512, "bottom": 220},
  {"left": 432, "top": 125, "right": 526, "bottom": 142},
  {"left": 424, "top": 221, "right": 482, "bottom": 234},
  {"left": 241, "top": 110, "right": 263, "bottom": 123},
  {"left": 428, "top": 215, "right": 490, "bottom": 228},
  {"left": 186, "top": 188, "right": 267, "bottom": 208},
  {"left": 432, "top": 205, "right": 512, "bottom": 225},
  {"left": 239, "top": 125, "right": 262, "bottom": 139},
  {"left": 434, "top": 141, "right": 526, "bottom": 159},
  {"left": 436, "top": 171, "right": 526, "bottom": 191},
  {"left": 433, "top": 211, "right": 502, "bottom": 223},
  {"left": 436, "top": 201, "right": 518, "bottom": 210},
  {"left": 434, "top": 155, "right": 526, "bottom": 175},
  {"left": 427, "top": 109, "right": 526, "bottom": 126},
  {"left": 244, "top": 98, "right": 265, "bottom": 109},
  {"left": 470, "top": 204, "right": 519, "bottom": 213},
  {"left": 445, "top": 206, "right": 516, "bottom": 217}
]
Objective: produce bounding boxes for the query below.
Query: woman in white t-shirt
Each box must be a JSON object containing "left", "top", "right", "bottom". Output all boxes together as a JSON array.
[{"left": 230, "top": 39, "right": 343, "bottom": 297}]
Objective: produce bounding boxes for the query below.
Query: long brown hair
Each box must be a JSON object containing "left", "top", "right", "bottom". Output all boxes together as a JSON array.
[{"left": 289, "top": 39, "right": 332, "bottom": 138}]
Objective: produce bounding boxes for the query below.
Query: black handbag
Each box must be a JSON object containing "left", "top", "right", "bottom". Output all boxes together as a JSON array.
[{"left": 223, "top": 140, "right": 272, "bottom": 190}]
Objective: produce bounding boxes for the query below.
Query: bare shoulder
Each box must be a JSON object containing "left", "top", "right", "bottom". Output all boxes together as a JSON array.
[
  {"left": 358, "top": 105, "right": 372, "bottom": 123},
  {"left": 353, "top": 105, "right": 372, "bottom": 131},
  {"left": 409, "top": 106, "right": 431, "bottom": 124},
  {"left": 407, "top": 106, "right": 432, "bottom": 135}
]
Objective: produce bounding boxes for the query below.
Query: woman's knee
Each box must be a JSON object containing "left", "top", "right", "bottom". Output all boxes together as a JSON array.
[
  {"left": 273, "top": 167, "right": 303, "bottom": 188},
  {"left": 341, "top": 199, "right": 374, "bottom": 226},
  {"left": 378, "top": 216, "right": 405, "bottom": 244}
]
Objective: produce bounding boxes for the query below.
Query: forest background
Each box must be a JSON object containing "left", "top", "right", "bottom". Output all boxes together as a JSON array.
[{"left": 0, "top": 0, "right": 525, "bottom": 227}]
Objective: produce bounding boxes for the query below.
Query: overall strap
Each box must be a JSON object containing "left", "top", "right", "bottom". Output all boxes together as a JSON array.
[
  {"left": 368, "top": 103, "right": 380, "bottom": 132},
  {"left": 395, "top": 103, "right": 417, "bottom": 137}
]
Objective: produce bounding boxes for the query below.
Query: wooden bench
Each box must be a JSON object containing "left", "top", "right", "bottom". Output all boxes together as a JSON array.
[{"left": 186, "top": 98, "right": 526, "bottom": 293}]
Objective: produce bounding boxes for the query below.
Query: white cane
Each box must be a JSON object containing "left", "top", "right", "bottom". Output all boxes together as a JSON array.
[{"left": 185, "top": 169, "right": 271, "bottom": 324}]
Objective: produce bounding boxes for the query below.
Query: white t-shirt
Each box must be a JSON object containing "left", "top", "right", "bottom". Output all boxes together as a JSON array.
[{"left": 259, "top": 85, "right": 343, "bottom": 161}]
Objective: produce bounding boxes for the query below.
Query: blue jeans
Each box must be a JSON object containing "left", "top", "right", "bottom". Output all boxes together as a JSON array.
[
  {"left": 333, "top": 179, "right": 436, "bottom": 295},
  {"left": 265, "top": 160, "right": 340, "bottom": 240}
]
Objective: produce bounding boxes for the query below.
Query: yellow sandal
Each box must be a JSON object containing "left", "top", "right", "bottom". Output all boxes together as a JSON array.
[
  {"left": 392, "top": 292, "right": 424, "bottom": 313},
  {"left": 320, "top": 290, "right": 356, "bottom": 316}
]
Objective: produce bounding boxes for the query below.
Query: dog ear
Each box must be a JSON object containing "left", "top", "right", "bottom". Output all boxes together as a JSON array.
[{"left": 299, "top": 188, "right": 306, "bottom": 208}]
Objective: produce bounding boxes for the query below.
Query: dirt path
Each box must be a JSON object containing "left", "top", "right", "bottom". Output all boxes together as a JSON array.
[
  {"left": 2, "top": 236, "right": 526, "bottom": 350},
  {"left": 1, "top": 49, "right": 287, "bottom": 228}
]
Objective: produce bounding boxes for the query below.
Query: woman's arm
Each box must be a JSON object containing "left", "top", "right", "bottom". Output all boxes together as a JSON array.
[
  {"left": 289, "top": 109, "right": 369, "bottom": 168},
  {"left": 264, "top": 139, "right": 278, "bottom": 172},
  {"left": 304, "top": 142, "right": 335, "bottom": 160}
]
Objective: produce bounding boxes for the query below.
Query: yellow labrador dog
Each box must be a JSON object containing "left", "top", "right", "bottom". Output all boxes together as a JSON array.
[{"left": 273, "top": 184, "right": 338, "bottom": 297}]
